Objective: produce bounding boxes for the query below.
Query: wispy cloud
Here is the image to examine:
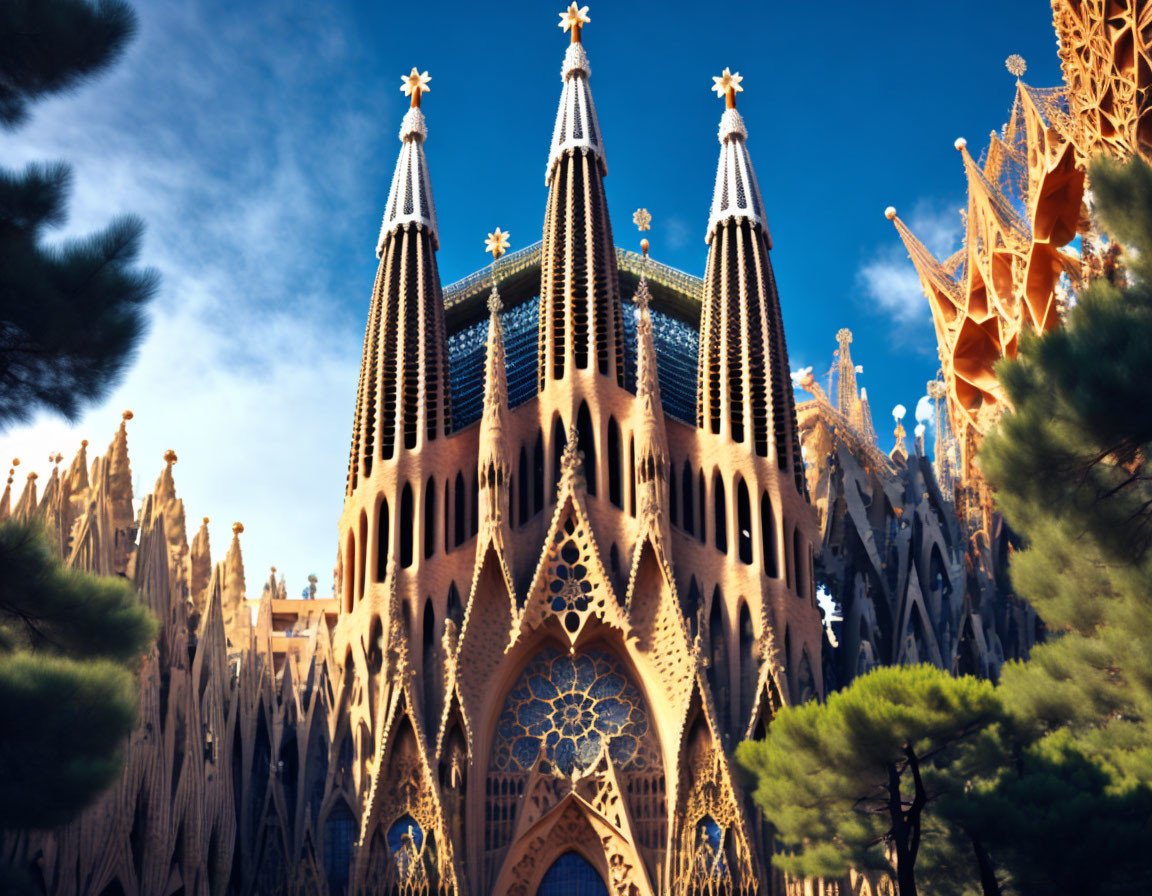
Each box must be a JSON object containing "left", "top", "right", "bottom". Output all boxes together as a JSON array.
[
  {"left": 0, "top": 0, "right": 392, "bottom": 594},
  {"left": 857, "top": 200, "right": 961, "bottom": 327}
]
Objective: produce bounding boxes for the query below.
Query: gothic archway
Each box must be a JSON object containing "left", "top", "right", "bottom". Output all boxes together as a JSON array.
[{"left": 537, "top": 851, "right": 609, "bottom": 896}]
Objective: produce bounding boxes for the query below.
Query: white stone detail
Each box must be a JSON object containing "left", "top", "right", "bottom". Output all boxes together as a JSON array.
[
  {"left": 377, "top": 108, "right": 438, "bottom": 256},
  {"left": 546, "top": 45, "right": 606, "bottom": 184},
  {"left": 706, "top": 109, "right": 768, "bottom": 245}
]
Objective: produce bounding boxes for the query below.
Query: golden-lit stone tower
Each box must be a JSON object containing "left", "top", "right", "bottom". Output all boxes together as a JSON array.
[{"left": 329, "top": 7, "right": 821, "bottom": 894}]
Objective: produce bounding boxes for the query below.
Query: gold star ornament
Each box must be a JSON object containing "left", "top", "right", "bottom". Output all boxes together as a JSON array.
[
  {"left": 712, "top": 67, "right": 743, "bottom": 107},
  {"left": 485, "top": 227, "right": 510, "bottom": 260},
  {"left": 559, "top": 4, "right": 590, "bottom": 40},
  {"left": 633, "top": 208, "right": 651, "bottom": 232},
  {"left": 400, "top": 68, "right": 431, "bottom": 107}
]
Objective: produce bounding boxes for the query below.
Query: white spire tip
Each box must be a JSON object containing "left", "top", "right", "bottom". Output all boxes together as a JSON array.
[{"left": 884, "top": 206, "right": 897, "bottom": 220}]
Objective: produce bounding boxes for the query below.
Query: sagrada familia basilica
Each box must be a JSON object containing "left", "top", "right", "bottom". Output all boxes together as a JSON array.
[{"left": 1, "top": 1, "right": 1149, "bottom": 893}]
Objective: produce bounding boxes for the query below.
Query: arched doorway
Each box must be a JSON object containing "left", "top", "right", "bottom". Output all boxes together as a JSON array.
[{"left": 537, "top": 851, "right": 609, "bottom": 896}]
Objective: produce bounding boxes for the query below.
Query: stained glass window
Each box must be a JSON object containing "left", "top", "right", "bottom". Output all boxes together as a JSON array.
[
  {"left": 323, "top": 801, "right": 356, "bottom": 895},
  {"left": 536, "top": 851, "right": 609, "bottom": 896},
  {"left": 693, "top": 816, "right": 729, "bottom": 879},
  {"left": 386, "top": 814, "right": 424, "bottom": 880},
  {"left": 491, "top": 646, "right": 655, "bottom": 776}
]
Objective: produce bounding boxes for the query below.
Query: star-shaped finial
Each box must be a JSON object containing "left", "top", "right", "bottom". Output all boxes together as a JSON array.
[
  {"left": 633, "top": 208, "right": 651, "bottom": 232},
  {"left": 400, "top": 68, "right": 431, "bottom": 107},
  {"left": 1005, "top": 54, "right": 1027, "bottom": 78},
  {"left": 712, "top": 67, "right": 743, "bottom": 106},
  {"left": 559, "top": 3, "right": 590, "bottom": 42},
  {"left": 485, "top": 227, "right": 510, "bottom": 260}
]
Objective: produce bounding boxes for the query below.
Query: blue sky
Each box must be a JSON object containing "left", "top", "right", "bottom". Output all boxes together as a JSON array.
[{"left": 0, "top": 0, "right": 1063, "bottom": 594}]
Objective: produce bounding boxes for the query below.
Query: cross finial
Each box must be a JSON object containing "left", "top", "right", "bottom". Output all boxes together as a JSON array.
[
  {"left": 633, "top": 208, "right": 651, "bottom": 258},
  {"left": 485, "top": 227, "right": 510, "bottom": 261},
  {"left": 559, "top": 4, "right": 590, "bottom": 43},
  {"left": 712, "top": 67, "right": 743, "bottom": 109},
  {"left": 400, "top": 68, "right": 431, "bottom": 108},
  {"left": 1005, "top": 54, "right": 1026, "bottom": 78}
]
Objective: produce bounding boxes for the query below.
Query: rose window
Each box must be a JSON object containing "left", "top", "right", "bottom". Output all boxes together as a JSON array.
[{"left": 491, "top": 647, "right": 655, "bottom": 776}]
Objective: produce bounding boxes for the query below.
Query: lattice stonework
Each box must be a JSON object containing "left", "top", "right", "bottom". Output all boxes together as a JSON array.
[
  {"left": 491, "top": 647, "right": 658, "bottom": 775},
  {"left": 1053, "top": 0, "right": 1152, "bottom": 160}
]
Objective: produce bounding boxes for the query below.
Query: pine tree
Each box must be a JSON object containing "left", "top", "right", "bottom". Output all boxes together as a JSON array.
[
  {"left": 0, "top": 0, "right": 158, "bottom": 836},
  {"left": 736, "top": 666, "right": 999, "bottom": 896},
  {"left": 0, "top": 0, "right": 157, "bottom": 428},
  {"left": 972, "top": 153, "right": 1152, "bottom": 895}
]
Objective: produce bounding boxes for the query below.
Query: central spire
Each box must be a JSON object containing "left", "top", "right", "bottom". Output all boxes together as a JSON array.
[
  {"left": 347, "top": 70, "right": 451, "bottom": 494},
  {"left": 707, "top": 66, "right": 768, "bottom": 244},
  {"left": 697, "top": 70, "right": 802, "bottom": 489},
  {"left": 539, "top": 4, "right": 625, "bottom": 389}
]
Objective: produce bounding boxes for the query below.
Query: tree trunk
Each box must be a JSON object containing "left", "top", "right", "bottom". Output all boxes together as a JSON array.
[
  {"left": 886, "top": 761, "right": 919, "bottom": 896},
  {"left": 970, "top": 833, "right": 1001, "bottom": 896},
  {"left": 893, "top": 838, "right": 918, "bottom": 896}
]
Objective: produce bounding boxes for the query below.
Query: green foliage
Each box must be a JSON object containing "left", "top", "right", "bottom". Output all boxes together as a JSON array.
[
  {"left": 736, "top": 666, "right": 997, "bottom": 887},
  {"left": 0, "top": 519, "right": 156, "bottom": 829},
  {"left": 0, "top": 651, "right": 139, "bottom": 829},
  {"left": 0, "top": 1, "right": 157, "bottom": 430},
  {"left": 966, "top": 153, "right": 1152, "bottom": 894},
  {"left": 942, "top": 733, "right": 1152, "bottom": 896},
  {"left": 0, "top": 0, "right": 156, "bottom": 836},
  {"left": 0, "top": 0, "right": 138, "bottom": 129}
]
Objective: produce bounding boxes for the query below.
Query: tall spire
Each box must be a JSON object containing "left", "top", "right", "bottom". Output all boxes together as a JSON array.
[
  {"left": 631, "top": 228, "right": 670, "bottom": 529},
  {"left": 477, "top": 230, "right": 513, "bottom": 537},
  {"left": 697, "top": 70, "right": 803, "bottom": 488},
  {"left": 538, "top": 4, "right": 626, "bottom": 389},
  {"left": 347, "top": 70, "right": 452, "bottom": 493},
  {"left": 0, "top": 460, "right": 16, "bottom": 520},
  {"left": 707, "top": 68, "right": 768, "bottom": 244}
]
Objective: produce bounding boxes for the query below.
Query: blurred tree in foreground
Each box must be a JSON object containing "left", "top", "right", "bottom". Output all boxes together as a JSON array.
[
  {"left": 0, "top": 0, "right": 157, "bottom": 428},
  {"left": 0, "top": 0, "right": 157, "bottom": 845},
  {"left": 740, "top": 156, "right": 1152, "bottom": 896}
]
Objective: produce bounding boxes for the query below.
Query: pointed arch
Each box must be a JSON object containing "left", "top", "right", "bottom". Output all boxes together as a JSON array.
[
  {"left": 471, "top": 467, "right": 479, "bottom": 535},
  {"left": 444, "top": 477, "right": 451, "bottom": 553},
  {"left": 669, "top": 461, "right": 679, "bottom": 526},
  {"left": 533, "top": 429, "right": 545, "bottom": 513},
  {"left": 424, "top": 477, "right": 436, "bottom": 559},
  {"left": 685, "top": 576, "right": 702, "bottom": 638},
  {"left": 681, "top": 461, "right": 695, "bottom": 536},
  {"left": 793, "top": 527, "right": 805, "bottom": 598},
  {"left": 342, "top": 530, "right": 354, "bottom": 614},
  {"left": 553, "top": 416, "right": 567, "bottom": 498},
  {"left": 712, "top": 471, "right": 727, "bottom": 554},
  {"left": 607, "top": 416, "right": 622, "bottom": 508},
  {"left": 708, "top": 588, "right": 730, "bottom": 742},
  {"left": 576, "top": 401, "right": 597, "bottom": 495},
  {"left": 376, "top": 495, "right": 390, "bottom": 581},
  {"left": 738, "top": 602, "right": 755, "bottom": 730},
  {"left": 797, "top": 648, "right": 817, "bottom": 703},
  {"left": 446, "top": 581, "right": 462, "bottom": 628},
  {"left": 454, "top": 471, "right": 466, "bottom": 546},
  {"left": 736, "top": 478, "right": 752, "bottom": 564},
  {"left": 357, "top": 509, "right": 368, "bottom": 603},
  {"left": 519, "top": 444, "right": 530, "bottom": 525},
  {"left": 760, "top": 491, "right": 778, "bottom": 578},
  {"left": 322, "top": 799, "right": 356, "bottom": 896},
  {"left": 629, "top": 435, "right": 637, "bottom": 517},
  {"left": 400, "top": 483, "right": 414, "bottom": 568},
  {"left": 698, "top": 469, "right": 707, "bottom": 544},
  {"left": 537, "top": 852, "right": 609, "bottom": 895},
  {"left": 422, "top": 598, "right": 437, "bottom": 733}
]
